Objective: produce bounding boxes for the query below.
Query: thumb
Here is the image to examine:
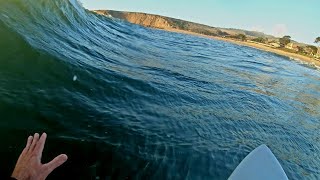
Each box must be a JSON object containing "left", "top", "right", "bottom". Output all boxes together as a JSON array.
[{"left": 44, "top": 154, "right": 68, "bottom": 175}]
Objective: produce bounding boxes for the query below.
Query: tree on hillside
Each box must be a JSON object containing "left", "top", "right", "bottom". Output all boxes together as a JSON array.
[
  {"left": 236, "top": 34, "right": 247, "bottom": 41},
  {"left": 307, "top": 45, "right": 318, "bottom": 56},
  {"left": 217, "top": 29, "right": 230, "bottom": 36},
  {"left": 315, "top": 37, "right": 320, "bottom": 57},
  {"left": 279, "top": 35, "right": 291, "bottom": 48},
  {"left": 297, "top": 46, "right": 305, "bottom": 54},
  {"left": 252, "top": 37, "right": 267, "bottom": 43}
]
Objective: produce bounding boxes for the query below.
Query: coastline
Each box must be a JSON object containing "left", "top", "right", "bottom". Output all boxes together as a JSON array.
[
  {"left": 93, "top": 10, "right": 319, "bottom": 68},
  {"left": 161, "top": 28, "right": 320, "bottom": 67}
]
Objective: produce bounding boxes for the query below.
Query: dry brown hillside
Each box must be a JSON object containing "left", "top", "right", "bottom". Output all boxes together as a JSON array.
[
  {"left": 97, "top": 10, "right": 172, "bottom": 29},
  {"left": 93, "top": 10, "right": 273, "bottom": 38}
]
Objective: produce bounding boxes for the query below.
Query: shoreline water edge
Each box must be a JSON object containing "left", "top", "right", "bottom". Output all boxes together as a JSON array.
[
  {"left": 162, "top": 28, "right": 320, "bottom": 68},
  {"left": 93, "top": 10, "right": 320, "bottom": 69}
]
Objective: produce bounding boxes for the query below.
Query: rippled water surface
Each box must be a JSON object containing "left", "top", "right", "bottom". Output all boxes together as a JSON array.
[{"left": 0, "top": 0, "right": 319, "bottom": 179}]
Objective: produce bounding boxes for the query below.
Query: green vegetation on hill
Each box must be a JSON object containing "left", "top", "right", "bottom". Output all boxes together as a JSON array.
[
  {"left": 279, "top": 36, "right": 291, "bottom": 47},
  {"left": 221, "top": 28, "right": 275, "bottom": 39},
  {"left": 233, "top": 34, "right": 247, "bottom": 41},
  {"left": 163, "top": 17, "right": 224, "bottom": 36},
  {"left": 252, "top": 37, "right": 268, "bottom": 43}
]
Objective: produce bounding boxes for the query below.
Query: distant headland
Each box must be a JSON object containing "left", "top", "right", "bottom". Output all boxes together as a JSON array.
[{"left": 93, "top": 10, "right": 320, "bottom": 67}]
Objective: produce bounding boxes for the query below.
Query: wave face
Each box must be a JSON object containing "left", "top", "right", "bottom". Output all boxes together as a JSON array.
[{"left": 0, "top": 0, "right": 320, "bottom": 179}]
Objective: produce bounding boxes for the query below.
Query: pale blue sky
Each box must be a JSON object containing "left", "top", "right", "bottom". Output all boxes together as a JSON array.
[{"left": 80, "top": 0, "right": 319, "bottom": 44}]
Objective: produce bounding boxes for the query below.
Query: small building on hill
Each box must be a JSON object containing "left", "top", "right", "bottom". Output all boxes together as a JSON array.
[
  {"left": 285, "top": 43, "right": 299, "bottom": 51},
  {"left": 269, "top": 42, "right": 280, "bottom": 48}
]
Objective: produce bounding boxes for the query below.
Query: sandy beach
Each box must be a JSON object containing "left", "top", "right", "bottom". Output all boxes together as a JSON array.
[{"left": 163, "top": 28, "right": 320, "bottom": 67}]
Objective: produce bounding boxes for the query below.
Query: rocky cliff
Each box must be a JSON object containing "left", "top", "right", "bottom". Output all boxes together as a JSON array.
[
  {"left": 94, "top": 10, "right": 275, "bottom": 39},
  {"left": 94, "top": 10, "right": 172, "bottom": 29}
]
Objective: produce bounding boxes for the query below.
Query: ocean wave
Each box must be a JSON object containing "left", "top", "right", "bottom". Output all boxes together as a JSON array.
[{"left": 0, "top": 0, "right": 320, "bottom": 179}]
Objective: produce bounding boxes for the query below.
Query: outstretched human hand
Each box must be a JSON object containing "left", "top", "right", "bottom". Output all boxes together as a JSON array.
[{"left": 11, "top": 133, "right": 68, "bottom": 180}]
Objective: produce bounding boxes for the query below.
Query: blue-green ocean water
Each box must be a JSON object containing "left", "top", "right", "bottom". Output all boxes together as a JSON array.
[{"left": 0, "top": 0, "right": 319, "bottom": 179}]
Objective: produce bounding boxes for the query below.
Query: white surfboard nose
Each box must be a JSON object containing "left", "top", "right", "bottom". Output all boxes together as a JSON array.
[{"left": 229, "top": 144, "right": 288, "bottom": 180}]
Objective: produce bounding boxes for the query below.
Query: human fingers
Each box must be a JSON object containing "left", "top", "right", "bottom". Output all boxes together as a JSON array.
[
  {"left": 21, "top": 135, "right": 33, "bottom": 155},
  {"left": 44, "top": 154, "right": 68, "bottom": 175},
  {"left": 34, "top": 133, "right": 47, "bottom": 159},
  {"left": 29, "top": 133, "right": 40, "bottom": 152},
  {"left": 25, "top": 136, "right": 33, "bottom": 151}
]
